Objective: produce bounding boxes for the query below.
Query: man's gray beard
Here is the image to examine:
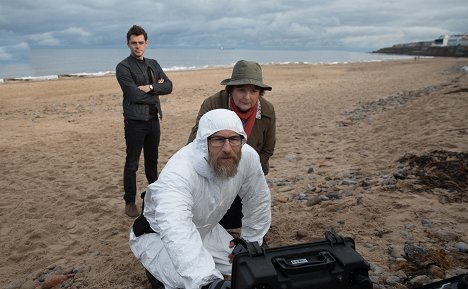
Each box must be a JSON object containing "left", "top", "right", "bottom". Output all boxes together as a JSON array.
[{"left": 208, "top": 151, "right": 241, "bottom": 179}]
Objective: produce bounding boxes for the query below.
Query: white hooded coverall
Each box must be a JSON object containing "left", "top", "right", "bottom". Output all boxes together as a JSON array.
[{"left": 129, "top": 109, "right": 272, "bottom": 289}]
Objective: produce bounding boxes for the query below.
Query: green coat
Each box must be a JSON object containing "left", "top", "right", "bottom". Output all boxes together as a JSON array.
[{"left": 188, "top": 90, "right": 276, "bottom": 174}]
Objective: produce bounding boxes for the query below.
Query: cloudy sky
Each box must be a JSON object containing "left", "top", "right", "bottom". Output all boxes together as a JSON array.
[{"left": 1, "top": 0, "right": 467, "bottom": 62}]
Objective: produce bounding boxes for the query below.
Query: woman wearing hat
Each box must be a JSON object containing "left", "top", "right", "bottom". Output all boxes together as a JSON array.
[{"left": 187, "top": 60, "right": 276, "bottom": 230}]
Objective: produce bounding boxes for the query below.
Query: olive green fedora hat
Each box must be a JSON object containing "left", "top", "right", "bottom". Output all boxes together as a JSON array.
[{"left": 220, "top": 60, "right": 272, "bottom": 91}]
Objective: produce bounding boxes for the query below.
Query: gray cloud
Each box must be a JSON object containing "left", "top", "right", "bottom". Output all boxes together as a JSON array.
[{"left": 0, "top": 0, "right": 467, "bottom": 61}]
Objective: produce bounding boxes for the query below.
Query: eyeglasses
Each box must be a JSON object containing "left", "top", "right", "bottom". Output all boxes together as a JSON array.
[{"left": 208, "top": 135, "right": 244, "bottom": 147}]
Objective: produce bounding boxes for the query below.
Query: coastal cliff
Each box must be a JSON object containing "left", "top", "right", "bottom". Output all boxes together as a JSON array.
[{"left": 374, "top": 42, "right": 468, "bottom": 57}]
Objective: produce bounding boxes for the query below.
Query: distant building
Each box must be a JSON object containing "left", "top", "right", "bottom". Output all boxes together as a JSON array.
[
  {"left": 433, "top": 35, "right": 449, "bottom": 46},
  {"left": 433, "top": 34, "right": 468, "bottom": 47}
]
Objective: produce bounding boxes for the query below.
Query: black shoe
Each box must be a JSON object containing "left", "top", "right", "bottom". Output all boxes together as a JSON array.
[{"left": 145, "top": 269, "right": 164, "bottom": 289}]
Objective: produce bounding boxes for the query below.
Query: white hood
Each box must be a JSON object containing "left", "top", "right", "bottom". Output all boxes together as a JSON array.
[
  {"left": 192, "top": 109, "right": 247, "bottom": 178},
  {"left": 194, "top": 108, "right": 247, "bottom": 156}
]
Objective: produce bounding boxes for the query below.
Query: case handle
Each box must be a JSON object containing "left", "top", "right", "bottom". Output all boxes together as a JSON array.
[{"left": 273, "top": 251, "right": 336, "bottom": 275}]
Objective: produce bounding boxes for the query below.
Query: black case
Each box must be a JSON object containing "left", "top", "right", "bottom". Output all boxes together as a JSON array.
[
  {"left": 413, "top": 274, "right": 468, "bottom": 289},
  {"left": 231, "top": 231, "right": 372, "bottom": 289}
]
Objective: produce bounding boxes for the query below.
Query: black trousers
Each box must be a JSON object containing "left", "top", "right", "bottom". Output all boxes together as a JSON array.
[
  {"left": 219, "top": 195, "right": 243, "bottom": 229},
  {"left": 123, "top": 118, "right": 160, "bottom": 204}
]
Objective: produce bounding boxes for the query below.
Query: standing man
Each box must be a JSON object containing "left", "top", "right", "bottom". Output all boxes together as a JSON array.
[
  {"left": 116, "top": 25, "right": 173, "bottom": 217},
  {"left": 130, "top": 109, "right": 271, "bottom": 289}
]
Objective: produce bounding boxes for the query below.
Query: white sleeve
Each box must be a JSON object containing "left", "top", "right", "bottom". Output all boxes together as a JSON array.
[{"left": 238, "top": 148, "right": 272, "bottom": 244}]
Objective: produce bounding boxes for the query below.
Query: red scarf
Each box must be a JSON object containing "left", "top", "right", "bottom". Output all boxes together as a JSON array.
[{"left": 230, "top": 96, "right": 257, "bottom": 138}]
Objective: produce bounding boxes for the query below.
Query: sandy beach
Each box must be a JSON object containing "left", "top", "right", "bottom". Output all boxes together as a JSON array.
[{"left": 1, "top": 57, "right": 467, "bottom": 289}]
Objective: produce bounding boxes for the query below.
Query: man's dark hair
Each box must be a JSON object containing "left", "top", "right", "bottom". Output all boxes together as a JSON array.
[{"left": 127, "top": 25, "right": 148, "bottom": 43}]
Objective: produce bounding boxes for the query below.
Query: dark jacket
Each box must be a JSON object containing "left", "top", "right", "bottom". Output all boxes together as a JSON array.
[
  {"left": 116, "top": 55, "right": 173, "bottom": 121},
  {"left": 188, "top": 90, "right": 276, "bottom": 174}
]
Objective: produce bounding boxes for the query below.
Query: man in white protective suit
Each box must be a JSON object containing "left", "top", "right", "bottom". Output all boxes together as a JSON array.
[{"left": 129, "top": 108, "right": 272, "bottom": 289}]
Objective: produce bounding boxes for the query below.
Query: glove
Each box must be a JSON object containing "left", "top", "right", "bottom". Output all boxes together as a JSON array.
[
  {"left": 231, "top": 238, "right": 249, "bottom": 255},
  {"left": 201, "top": 279, "right": 231, "bottom": 289}
]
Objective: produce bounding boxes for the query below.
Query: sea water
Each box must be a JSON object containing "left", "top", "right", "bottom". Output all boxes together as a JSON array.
[{"left": 0, "top": 47, "right": 413, "bottom": 80}]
